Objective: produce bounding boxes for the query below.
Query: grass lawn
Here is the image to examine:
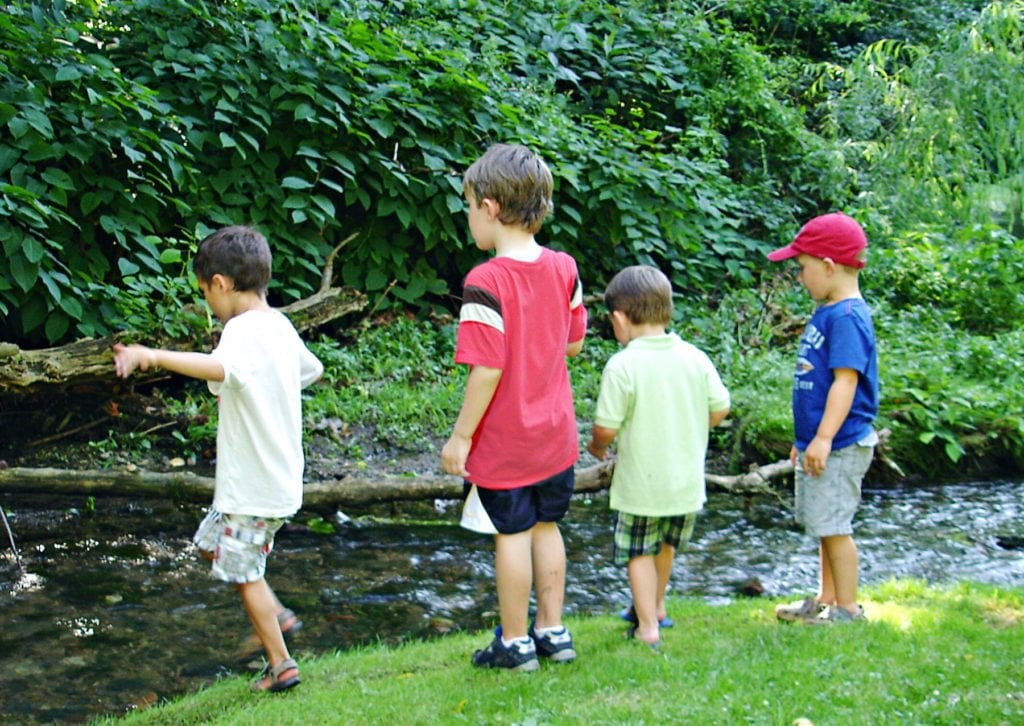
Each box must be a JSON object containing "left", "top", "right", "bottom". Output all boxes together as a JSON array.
[{"left": 102, "top": 580, "right": 1024, "bottom": 725}]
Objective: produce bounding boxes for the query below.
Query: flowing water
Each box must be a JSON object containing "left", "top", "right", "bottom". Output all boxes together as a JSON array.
[{"left": 1, "top": 479, "right": 1023, "bottom": 724}]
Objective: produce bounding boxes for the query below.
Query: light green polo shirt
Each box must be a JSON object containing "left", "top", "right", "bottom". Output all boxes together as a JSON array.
[{"left": 594, "top": 333, "right": 730, "bottom": 516}]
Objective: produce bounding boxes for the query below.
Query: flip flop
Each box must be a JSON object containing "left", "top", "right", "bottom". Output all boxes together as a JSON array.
[
  {"left": 619, "top": 605, "right": 674, "bottom": 629},
  {"left": 250, "top": 657, "right": 301, "bottom": 693}
]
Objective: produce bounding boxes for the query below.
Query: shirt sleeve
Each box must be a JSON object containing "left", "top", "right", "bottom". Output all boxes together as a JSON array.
[
  {"left": 568, "top": 271, "right": 587, "bottom": 343},
  {"left": 299, "top": 342, "right": 324, "bottom": 387},
  {"left": 454, "top": 270, "right": 506, "bottom": 369},
  {"left": 593, "top": 355, "right": 630, "bottom": 429},
  {"left": 827, "top": 310, "right": 873, "bottom": 375},
  {"left": 208, "top": 318, "right": 251, "bottom": 394},
  {"left": 702, "top": 353, "right": 731, "bottom": 412}
]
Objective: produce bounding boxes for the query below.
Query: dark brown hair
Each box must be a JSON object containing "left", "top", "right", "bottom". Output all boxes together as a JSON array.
[{"left": 193, "top": 225, "right": 272, "bottom": 294}]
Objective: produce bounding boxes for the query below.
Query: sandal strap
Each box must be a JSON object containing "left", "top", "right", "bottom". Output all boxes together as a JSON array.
[{"left": 272, "top": 658, "right": 298, "bottom": 679}]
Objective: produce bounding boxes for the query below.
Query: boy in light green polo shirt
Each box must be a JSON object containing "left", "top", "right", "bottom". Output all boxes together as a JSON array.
[{"left": 587, "top": 265, "right": 730, "bottom": 646}]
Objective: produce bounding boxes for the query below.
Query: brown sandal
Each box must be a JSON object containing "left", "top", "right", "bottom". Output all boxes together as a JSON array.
[{"left": 250, "top": 657, "right": 301, "bottom": 693}]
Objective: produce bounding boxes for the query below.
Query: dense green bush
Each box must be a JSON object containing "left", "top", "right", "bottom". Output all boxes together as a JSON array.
[{"left": 0, "top": 0, "right": 865, "bottom": 345}]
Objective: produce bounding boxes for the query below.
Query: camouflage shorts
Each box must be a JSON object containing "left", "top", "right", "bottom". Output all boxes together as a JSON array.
[{"left": 192, "top": 509, "right": 285, "bottom": 584}]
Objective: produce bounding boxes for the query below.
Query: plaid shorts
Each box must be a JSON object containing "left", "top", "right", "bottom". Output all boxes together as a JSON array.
[
  {"left": 612, "top": 512, "right": 697, "bottom": 566},
  {"left": 192, "top": 509, "right": 285, "bottom": 584}
]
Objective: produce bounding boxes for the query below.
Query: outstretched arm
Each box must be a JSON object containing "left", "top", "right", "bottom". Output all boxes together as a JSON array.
[{"left": 113, "top": 343, "right": 225, "bottom": 382}]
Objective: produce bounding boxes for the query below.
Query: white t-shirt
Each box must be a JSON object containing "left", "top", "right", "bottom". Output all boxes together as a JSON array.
[{"left": 207, "top": 309, "right": 323, "bottom": 518}]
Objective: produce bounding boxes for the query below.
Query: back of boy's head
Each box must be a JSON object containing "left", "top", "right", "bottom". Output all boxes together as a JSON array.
[
  {"left": 463, "top": 144, "right": 553, "bottom": 234},
  {"left": 604, "top": 265, "right": 673, "bottom": 326},
  {"left": 193, "top": 225, "right": 272, "bottom": 293}
]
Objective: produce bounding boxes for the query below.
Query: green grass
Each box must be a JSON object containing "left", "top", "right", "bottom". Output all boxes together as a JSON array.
[{"left": 101, "top": 580, "right": 1024, "bottom": 725}]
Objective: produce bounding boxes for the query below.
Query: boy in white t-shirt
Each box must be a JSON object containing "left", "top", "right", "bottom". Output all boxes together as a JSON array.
[
  {"left": 114, "top": 225, "right": 323, "bottom": 693},
  {"left": 587, "top": 265, "right": 730, "bottom": 647}
]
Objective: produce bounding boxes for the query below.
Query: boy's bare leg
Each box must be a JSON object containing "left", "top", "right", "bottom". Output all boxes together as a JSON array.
[
  {"left": 821, "top": 534, "right": 859, "bottom": 612},
  {"left": 626, "top": 555, "right": 660, "bottom": 643},
  {"left": 817, "top": 539, "right": 836, "bottom": 605},
  {"left": 494, "top": 530, "right": 533, "bottom": 639},
  {"left": 531, "top": 522, "right": 566, "bottom": 630},
  {"left": 654, "top": 543, "right": 675, "bottom": 622},
  {"left": 237, "top": 579, "right": 290, "bottom": 667}
]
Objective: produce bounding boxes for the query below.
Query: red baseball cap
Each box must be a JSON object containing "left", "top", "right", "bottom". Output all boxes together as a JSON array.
[{"left": 767, "top": 212, "right": 867, "bottom": 269}]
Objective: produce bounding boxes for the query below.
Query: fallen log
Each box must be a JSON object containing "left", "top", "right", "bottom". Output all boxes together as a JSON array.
[
  {"left": 0, "top": 233, "right": 365, "bottom": 391},
  {"left": 0, "top": 287, "right": 365, "bottom": 391},
  {"left": 0, "top": 458, "right": 789, "bottom": 509}
]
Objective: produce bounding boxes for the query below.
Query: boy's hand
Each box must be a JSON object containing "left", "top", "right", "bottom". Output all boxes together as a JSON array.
[
  {"left": 802, "top": 436, "right": 833, "bottom": 477},
  {"left": 113, "top": 343, "right": 156, "bottom": 379},
  {"left": 441, "top": 433, "right": 472, "bottom": 477},
  {"left": 586, "top": 439, "right": 609, "bottom": 460}
]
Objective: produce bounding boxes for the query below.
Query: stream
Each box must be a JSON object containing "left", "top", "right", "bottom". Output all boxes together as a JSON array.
[{"left": 1, "top": 478, "right": 1023, "bottom": 724}]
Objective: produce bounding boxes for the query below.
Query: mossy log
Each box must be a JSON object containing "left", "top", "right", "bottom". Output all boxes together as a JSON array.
[
  {"left": 0, "top": 233, "right": 364, "bottom": 392},
  {"left": 0, "top": 459, "right": 788, "bottom": 509},
  {"left": 0, "top": 286, "right": 366, "bottom": 391}
]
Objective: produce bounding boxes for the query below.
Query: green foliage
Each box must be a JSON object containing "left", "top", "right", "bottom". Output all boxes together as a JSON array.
[
  {"left": 872, "top": 223, "right": 1024, "bottom": 334},
  {"left": 0, "top": 1, "right": 194, "bottom": 343},
  {"left": 306, "top": 316, "right": 462, "bottom": 452},
  {"left": 823, "top": 0, "right": 1024, "bottom": 237},
  {"left": 1, "top": 0, "right": 845, "bottom": 346},
  {"left": 876, "top": 306, "right": 1024, "bottom": 476}
]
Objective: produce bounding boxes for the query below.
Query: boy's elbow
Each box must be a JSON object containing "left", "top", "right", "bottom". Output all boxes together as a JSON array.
[
  {"left": 566, "top": 339, "right": 584, "bottom": 358},
  {"left": 709, "top": 407, "right": 730, "bottom": 427}
]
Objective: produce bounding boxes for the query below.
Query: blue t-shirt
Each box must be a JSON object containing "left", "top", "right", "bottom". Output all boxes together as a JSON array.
[{"left": 792, "top": 297, "right": 879, "bottom": 451}]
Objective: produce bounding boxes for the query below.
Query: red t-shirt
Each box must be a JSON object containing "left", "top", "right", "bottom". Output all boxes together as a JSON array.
[{"left": 455, "top": 248, "right": 587, "bottom": 490}]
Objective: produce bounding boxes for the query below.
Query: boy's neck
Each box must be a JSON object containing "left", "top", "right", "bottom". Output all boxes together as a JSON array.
[
  {"left": 493, "top": 228, "right": 542, "bottom": 261},
  {"left": 227, "top": 291, "right": 272, "bottom": 319},
  {"left": 626, "top": 323, "right": 667, "bottom": 342},
  {"left": 824, "top": 276, "right": 862, "bottom": 305}
]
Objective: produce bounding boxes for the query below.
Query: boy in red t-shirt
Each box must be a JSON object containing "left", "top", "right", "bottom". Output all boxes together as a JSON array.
[{"left": 441, "top": 144, "right": 587, "bottom": 671}]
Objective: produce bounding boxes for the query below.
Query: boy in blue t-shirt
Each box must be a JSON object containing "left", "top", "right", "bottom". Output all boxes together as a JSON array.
[{"left": 767, "top": 212, "right": 879, "bottom": 625}]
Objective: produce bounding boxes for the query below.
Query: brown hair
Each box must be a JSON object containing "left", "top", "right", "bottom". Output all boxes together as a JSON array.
[
  {"left": 193, "top": 225, "right": 272, "bottom": 294},
  {"left": 604, "top": 265, "right": 673, "bottom": 325},
  {"left": 463, "top": 144, "right": 553, "bottom": 234}
]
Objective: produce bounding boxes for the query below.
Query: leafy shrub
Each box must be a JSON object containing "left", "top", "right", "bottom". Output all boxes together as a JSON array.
[
  {"left": 1, "top": 0, "right": 850, "bottom": 346},
  {"left": 872, "top": 223, "right": 1024, "bottom": 333}
]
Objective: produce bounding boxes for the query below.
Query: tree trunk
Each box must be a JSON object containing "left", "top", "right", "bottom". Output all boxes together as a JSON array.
[{"left": 0, "top": 459, "right": 790, "bottom": 509}]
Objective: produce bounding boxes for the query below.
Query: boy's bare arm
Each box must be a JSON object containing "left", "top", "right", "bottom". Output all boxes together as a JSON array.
[
  {"left": 566, "top": 338, "right": 584, "bottom": 358},
  {"left": 113, "top": 343, "right": 225, "bottom": 382},
  {"left": 802, "top": 367, "right": 858, "bottom": 476},
  {"left": 709, "top": 406, "right": 730, "bottom": 428},
  {"left": 440, "top": 364, "right": 502, "bottom": 476},
  {"left": 587, "top": 424, "right": 618, "bottom": 460}
]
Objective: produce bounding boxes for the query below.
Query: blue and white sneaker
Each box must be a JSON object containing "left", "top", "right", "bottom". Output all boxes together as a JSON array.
[
  {"left": 472, "top": 632, "right": 539, "bottom": 671},
  {"left": 529, "top": 623, "right": 577, "bottom": 663}
]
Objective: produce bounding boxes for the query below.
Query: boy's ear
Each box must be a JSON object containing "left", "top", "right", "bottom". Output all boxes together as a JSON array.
[
  {"left": 481, "top": 197, "right": 501, "bottom": 220},
  {"left": 209, "top": 273, "right": 233, "bottom": 292},
  {"left": 610, "top": 309, "right": 630, "bottom": 327}
]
